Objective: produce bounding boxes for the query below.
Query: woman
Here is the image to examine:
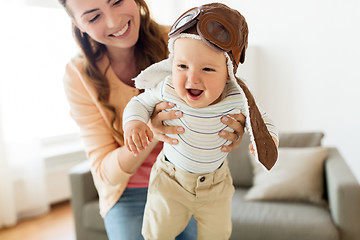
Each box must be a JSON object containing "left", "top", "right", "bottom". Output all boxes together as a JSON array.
[{"left": 59, "top": 0, "right": 246, "bottom": 239}]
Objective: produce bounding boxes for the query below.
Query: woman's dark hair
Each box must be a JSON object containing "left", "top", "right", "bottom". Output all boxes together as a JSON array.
[{"left": 58, "top": 0, "right": 168, "bottom": 142}]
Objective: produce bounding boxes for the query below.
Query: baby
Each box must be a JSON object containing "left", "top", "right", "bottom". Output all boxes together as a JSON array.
[{"left": 123, "top": 3, "right": 278, "bottom": 239}]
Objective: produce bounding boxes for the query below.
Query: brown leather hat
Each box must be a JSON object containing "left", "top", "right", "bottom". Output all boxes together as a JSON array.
[{"left": 169, "top": 3, "right": 249, "bottom": 71}]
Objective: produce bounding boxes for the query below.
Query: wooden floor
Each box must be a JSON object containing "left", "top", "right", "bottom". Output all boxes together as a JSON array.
[{"left": 0, "top": 201, "right": 76, "bottom": 240}]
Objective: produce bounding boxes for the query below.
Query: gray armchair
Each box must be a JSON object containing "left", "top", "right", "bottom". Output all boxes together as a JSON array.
[
  {"left": 69, "top": 161, "right": 107, "bottom": 240},
  {"left": 69, "top": 132, "right": 360, "bottom": 240}
]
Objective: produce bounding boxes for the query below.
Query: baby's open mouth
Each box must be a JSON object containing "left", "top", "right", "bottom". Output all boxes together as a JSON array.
[{"left": 187, "top": 89, "right": 203, "bottom": 97}]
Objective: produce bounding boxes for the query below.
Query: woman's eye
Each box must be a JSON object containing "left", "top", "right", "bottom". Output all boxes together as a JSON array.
[
  {"left": 113, "top": 0, "right": 123, "bottom": 6},
  {"left": 89, "top": 15, "right": 100, "bottom": 23}
]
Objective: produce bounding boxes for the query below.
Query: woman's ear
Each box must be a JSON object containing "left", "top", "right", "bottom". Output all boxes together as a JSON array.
[{"left": 72, "top": 18, "right": 85, "bottom": 33}]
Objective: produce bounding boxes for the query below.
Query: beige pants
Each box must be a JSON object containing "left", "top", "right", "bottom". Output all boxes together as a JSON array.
[{"left": 142, "top": 151, "right": 235, "bottom": 240}]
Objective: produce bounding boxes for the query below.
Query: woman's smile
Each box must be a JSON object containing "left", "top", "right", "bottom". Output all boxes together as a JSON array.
[{"left": 110, "top": 21, "right": 130, "bottom": 38}]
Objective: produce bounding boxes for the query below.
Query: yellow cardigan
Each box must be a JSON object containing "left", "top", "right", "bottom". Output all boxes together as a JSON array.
[
  {"left": 64, "top": 54, "right": 142, "bottom": 217},
  {"left": 63, "top": 25, "right": 171, "bottom": 217}
]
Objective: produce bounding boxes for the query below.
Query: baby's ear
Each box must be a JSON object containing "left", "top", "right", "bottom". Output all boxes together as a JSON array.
[{"left": 227, "top": 75, "right": 231, "bottom": 82}]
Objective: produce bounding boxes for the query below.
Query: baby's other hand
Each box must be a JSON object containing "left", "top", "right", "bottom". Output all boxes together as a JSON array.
[
  {"left": 124, "top": 120, "right": 154, "bottom": 156},
  {"left": 249, "top": 136, "right": 278, "bottom": 156},
  {"left": 249, "top": 143, "right": 255, "bottom": 156}
]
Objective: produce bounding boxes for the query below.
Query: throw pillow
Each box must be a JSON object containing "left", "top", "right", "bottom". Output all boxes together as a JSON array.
[{"left": 244, "top": 147, "right": 328, "bottom": 204}]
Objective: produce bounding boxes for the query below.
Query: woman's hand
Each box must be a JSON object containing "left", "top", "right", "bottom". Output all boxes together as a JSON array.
[
  {"left": 148, "top": 101, "right": 184, "bottom": 145},
  {"left": 149, "top": 103, "right": 246, "bottom": 151},
  {"left": 219, "top": 113, "right": 246, "bottom": 152}
]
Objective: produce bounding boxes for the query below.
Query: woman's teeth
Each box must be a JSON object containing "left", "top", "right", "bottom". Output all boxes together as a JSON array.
[{"left": 112, "top": 23, "right": 129, "bottom": 37}]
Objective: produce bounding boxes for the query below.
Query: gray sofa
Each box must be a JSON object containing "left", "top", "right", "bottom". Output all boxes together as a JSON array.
[{"left": 69, "top": 132, "right": 360, "bottom": 240}]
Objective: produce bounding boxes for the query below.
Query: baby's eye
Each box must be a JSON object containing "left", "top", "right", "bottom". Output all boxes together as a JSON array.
[
  {"left": 203, "top": 67, "right": 215, "bottom": 72},
  {"left": 178, "top": 64, "right": 188, "bottom": 69}
]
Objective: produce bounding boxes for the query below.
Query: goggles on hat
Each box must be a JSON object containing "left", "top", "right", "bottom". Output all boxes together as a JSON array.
[{"left": 168, "top": 6, "right": 242, "bottom": 61}]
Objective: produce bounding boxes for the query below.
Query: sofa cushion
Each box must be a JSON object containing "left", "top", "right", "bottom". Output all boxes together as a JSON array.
[
  {"left": 278, "top": 132, "right": 324, "bottom": 148},
  {"left": 244, "top": 147, "right": 328, "bottom": 204},
  {"left": 228, "top": 132, "right": 325, "bottom": 188},
  {"left": 83, "top": 200, "right": 106, "bottom": 231},
  {"left": 228, "top": 133, "right": 253, "bottom": 187},
  {"left": 231, "top": 188, "right": 339, "bottom": 240}
]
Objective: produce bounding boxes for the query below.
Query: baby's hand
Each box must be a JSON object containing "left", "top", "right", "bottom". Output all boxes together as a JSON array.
[
  {"left": 249, "top": 136, "right": 278, "bottom": 156},
  {"left": 124, "top": 120, "right": 154, "bottom": 156},
  {"left": 249, "top": 143, "right": 255, "bottom": 156}
]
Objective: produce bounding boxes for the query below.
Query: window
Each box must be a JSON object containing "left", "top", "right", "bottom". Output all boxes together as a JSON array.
[{"left": 1, "top": 3, "right": 79, "bottom": 142}]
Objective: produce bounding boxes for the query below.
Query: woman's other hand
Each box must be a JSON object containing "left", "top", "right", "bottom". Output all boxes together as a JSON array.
[{"left": 219, "top": 113, "right": 246, "bottom": 152}]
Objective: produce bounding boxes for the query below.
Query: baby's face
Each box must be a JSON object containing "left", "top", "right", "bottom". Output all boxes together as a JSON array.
[{"left": 172, "top": 37, "right": 228, "bottom": 108}]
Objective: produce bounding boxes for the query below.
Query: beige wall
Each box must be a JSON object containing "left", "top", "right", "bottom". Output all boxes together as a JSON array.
[{"left": 148, "top": 0, "right": 360, "bottom": 182}]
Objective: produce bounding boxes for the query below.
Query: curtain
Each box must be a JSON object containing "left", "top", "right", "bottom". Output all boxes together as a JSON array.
[
  {"left": 5, "top": 140, "right": 50, "bottom": 220},
  {"left": 0, "top": 33, "right": 50, "bottom": 226},
  {"left": 0, "top": 111, "right": 16, "bottom": 228},
  {"left": 0, "top": 141, "right": 49, "bottom": 225},
  {"left": 0, "top": 95, "right": 49, "bottom": 227},
  {"left": 0, "top": 2, "right": 76, "bottom": 228},
  {"left": 0, "top": 133, "right": 49, "bottom": 229}
]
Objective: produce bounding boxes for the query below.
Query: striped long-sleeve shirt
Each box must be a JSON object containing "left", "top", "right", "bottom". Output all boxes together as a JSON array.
[{"left": 123, "top": 76, "right": 278, "bottom": 173}]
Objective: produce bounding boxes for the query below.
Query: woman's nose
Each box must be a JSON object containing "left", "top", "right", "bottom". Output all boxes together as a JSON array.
[{"left": 106, "top": 12, "right": 119, "bottom": 28}]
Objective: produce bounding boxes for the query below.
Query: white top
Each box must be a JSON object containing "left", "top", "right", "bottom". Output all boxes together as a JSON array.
[{"left": 123, "top": 76, "right": 277, "bottom": 173}]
